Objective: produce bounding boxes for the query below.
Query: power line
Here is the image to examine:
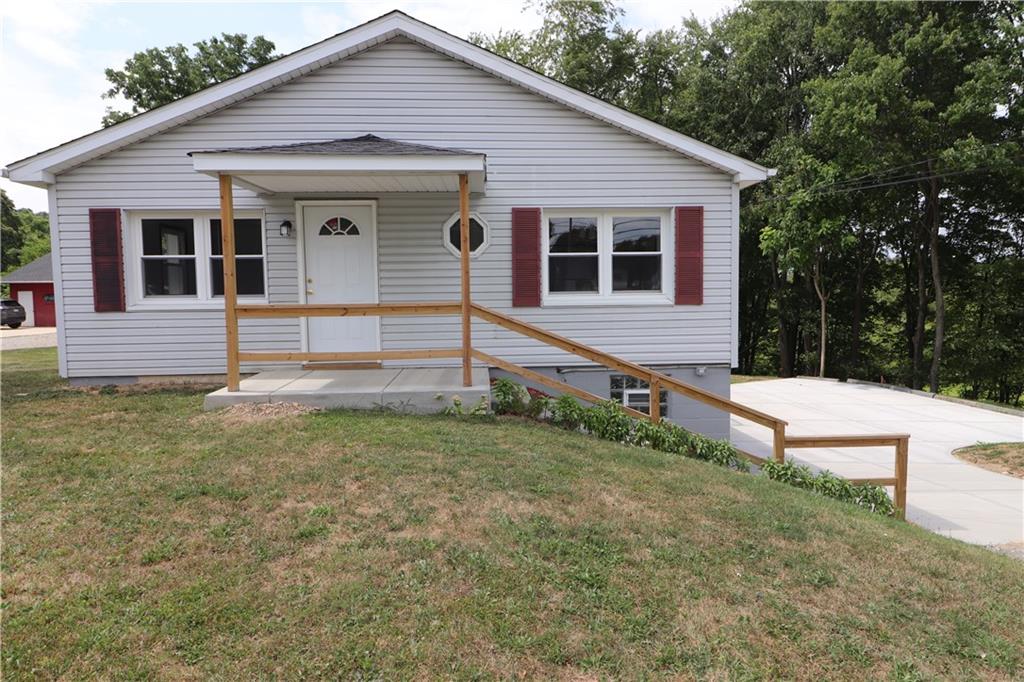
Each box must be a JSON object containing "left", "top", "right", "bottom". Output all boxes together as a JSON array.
[{"left": 747, "top": 164, "right": 1015, "bottom": 208}]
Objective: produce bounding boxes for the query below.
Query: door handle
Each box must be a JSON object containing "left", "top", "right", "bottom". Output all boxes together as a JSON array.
[{"left": 306, "top": 289, "right": 314, "bottom": 295}]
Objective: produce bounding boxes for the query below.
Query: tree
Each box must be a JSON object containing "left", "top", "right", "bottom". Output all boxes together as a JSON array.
[
  {"left": 102, "top": 33, "right": 279, "bottom": 126},
  {"left": 1, "top": 190, "right": 50, "bottom": 274}
]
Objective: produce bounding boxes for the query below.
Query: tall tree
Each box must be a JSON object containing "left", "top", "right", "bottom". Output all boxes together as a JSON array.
[
  {"left": 102, "top": 33, "right": 279, "bottom": 126},
  {"left": 1, "top": 190, "right": 50, "bottom": 274}
]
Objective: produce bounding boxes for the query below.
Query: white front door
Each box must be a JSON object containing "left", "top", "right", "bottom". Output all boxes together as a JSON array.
[
  {"left": 301, "top": 201, "right": 380, "bottom": 353},
  {"left": 16, "top": 290, "right": 35, "bottom": 327}
]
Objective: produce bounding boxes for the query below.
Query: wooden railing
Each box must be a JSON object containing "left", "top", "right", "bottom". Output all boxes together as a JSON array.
[{"left": 226, "top": 299, "right": 909, "bottom": 518}]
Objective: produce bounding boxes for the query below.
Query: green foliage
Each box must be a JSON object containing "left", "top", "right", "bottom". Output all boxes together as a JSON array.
[
  {"left": 1, "top": 190, "right": 49, "bottom": 274},
  {"left": 102, "top": 33, "right": 278, "bottom": 126},
  {"left": 761, "top": 459, "right": 896, "bottom": 516},
  {"left": 492, "top": 377, "right": 530, "bottom": 415},
  {"left": 441, "top": 395, "right": 489, "bottom": 416}
]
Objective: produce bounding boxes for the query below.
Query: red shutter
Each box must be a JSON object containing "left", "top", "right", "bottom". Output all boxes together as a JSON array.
[
  {"left": 675, "top": 206, "right": 703, "bottom": 305},
  {"left": 89, "top": 208, "right": 125, "bottom": 312},
  {"left": 511, "top": 207, "right": 541, "bottom": 307}
]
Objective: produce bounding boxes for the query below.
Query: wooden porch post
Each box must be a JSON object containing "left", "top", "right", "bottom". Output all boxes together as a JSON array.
[
  {"left": 219, "top": 174, "right": 240, "bottom": 391},
  {"left": 459, "top": 173, "right": 472, "bottom": 386}
]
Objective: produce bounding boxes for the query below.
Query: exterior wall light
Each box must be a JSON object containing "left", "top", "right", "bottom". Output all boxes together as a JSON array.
[{"left": 279, "top": 220, "right": 293, "bottom": 238}]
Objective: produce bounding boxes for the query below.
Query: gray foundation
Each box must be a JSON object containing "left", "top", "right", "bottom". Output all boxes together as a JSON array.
[{"left": 489, "top": 364, "right": 732, "bottom": 440}]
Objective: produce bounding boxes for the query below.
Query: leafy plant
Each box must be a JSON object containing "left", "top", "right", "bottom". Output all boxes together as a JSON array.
[
  {"left": 492, "top": 377, "right": 530, "bottom": 415},
  {"left": 761, "top": 459, "right": 895, "bottom": 516}
]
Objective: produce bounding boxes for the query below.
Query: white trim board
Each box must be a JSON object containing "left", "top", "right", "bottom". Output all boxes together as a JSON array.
[{"left": 4, "top": 11, "right": 772, "bottom": 187}]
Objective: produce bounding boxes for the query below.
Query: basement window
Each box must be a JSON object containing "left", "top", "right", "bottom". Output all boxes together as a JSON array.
[{"left": 610, "top": 374, "right": 668, "bottom": 417}]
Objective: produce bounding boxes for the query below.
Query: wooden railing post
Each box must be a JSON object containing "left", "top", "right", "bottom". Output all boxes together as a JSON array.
[
  {"left": 649, "top": 376, "right": 661, "bottom": 423},
  {"left": 894, "top": 436, "right": 909, "bottom": 520},
  {"left": 218, "top": 174, "right": 240, "bottom": 392},
  {"left": 458, "top": 173, "right": 472, "bottom": 387},
  {"left": 773, "top": 422, "right": 786, "bottom": 463}
]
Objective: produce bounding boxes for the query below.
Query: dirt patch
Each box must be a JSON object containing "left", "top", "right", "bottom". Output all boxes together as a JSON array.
[
  {"left": 953, "top": 442, "right": 1024, "bottom": 478},
  {"left": 206, "top": 402, "right": 320, "bottom": 426}
]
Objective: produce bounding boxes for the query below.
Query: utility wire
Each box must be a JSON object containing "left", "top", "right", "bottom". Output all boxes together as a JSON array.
[{"left": 747, "top": 164, "right": 1014, "bottom": 208}]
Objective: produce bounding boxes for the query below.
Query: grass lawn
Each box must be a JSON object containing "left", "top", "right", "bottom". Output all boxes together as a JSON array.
[
  {"left": 3, "top": 348, "right": 1024, "bottom": 680},
  {"left": 954, "top": 442, "right": 1024, "bottom": 479}
]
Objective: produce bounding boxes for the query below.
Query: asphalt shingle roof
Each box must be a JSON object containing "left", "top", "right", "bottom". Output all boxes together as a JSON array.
[
  {"left": 191, "top": 134, "right": 482, "bottom": 157},
  {"left": 2, "top": 253, "right": 52, "bottom": 283}
]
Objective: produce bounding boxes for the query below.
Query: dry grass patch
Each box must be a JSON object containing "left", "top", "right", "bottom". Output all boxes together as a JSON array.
[{"left": 954, "top": 441, "right": 1024, "bottom": 478}]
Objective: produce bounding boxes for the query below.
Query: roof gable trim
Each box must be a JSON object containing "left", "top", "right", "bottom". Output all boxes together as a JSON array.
[{"left": 4, "top": 11, "right": 771, "bottom": 185}]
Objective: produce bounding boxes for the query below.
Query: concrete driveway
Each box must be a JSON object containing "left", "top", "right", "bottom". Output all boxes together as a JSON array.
[
  {"left": 1, "top": 326, "right": 57, "bottom": 351},
  {"left": 730, "top": 378, "right": 1024, "bottom": 546}
]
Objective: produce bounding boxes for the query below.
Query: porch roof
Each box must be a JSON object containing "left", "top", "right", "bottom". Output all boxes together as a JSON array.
[{"left": 190, "top": 134, "right": 486, "bottom": 194}]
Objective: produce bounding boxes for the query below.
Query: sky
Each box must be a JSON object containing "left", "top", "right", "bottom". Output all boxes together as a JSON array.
[{"left": 0, "top": 0, "right": 736, "bottom": 212}]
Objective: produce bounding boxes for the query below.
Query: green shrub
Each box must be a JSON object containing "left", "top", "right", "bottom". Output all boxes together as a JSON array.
[
  {"left": 551, "top": 394, "right": 586, "bottom": 431},
  {"left": 761, "top": 459, "right": 895, "bottom": 516},
  {"left": 492, "top": 377, "right": 530, "bottom": 415}
]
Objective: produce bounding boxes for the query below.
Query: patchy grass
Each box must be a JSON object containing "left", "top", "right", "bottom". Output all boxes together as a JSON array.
[
  {"left": 954, "top": 442, "right": 1024, "bottom": 479},
  {"left": 730, "top": 374, "right": 779, "bottom": 384},
  {"left": 3, "top": 349, "right": 1024, "bottom": 680}
]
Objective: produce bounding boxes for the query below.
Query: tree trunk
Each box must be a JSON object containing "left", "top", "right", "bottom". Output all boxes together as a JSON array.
[
  {"left": 770, "top": 255, "right": 794, "bottom": 377},
  {"left": 850, "top": 268, "right": 865, "bottom": 376},
  {"left": 912, "top": 231, "right": 928, "bottom": 390},
  {"left": 927, "top": 170, "right": 944, "bottom": 393},
  {"left": 812, "top": 257, "right": 828, "bottom": 378}
]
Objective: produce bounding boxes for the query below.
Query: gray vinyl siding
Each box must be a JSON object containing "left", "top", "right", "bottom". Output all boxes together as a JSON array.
[{"left": 53, "top": 37, "right": 738, "bottom": 377}]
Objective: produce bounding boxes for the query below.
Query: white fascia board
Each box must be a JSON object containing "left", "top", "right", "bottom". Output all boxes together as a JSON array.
[
  {"left": 4, "top": 14, "right": 407, "bottom": 181},
  {"left": 192, "top": 153, "right": 486, "bottom": 175},
  {"left": 6, "top": 11, "right": 771, "bottom": 186}
]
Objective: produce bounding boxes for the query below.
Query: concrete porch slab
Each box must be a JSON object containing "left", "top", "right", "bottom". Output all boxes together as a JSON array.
[{"left": 203, "top": 366, "right": 491, "bottom": 413}]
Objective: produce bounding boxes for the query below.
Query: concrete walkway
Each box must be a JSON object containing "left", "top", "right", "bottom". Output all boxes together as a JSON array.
[
  {"left": 205, "top": 366, "right": 490, "bottom": 413},
  {"left": 1, "top": 326, "right": 57, "bottom": 351},
  {"left": 730, "top": 378, "right": 1023, "bottom": 546}
]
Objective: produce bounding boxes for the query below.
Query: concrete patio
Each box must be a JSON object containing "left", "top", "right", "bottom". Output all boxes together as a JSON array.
[
  {"left": 204, "top": 366, "right": 491, "bottom": 413},
  {"left": 731, "top": 378, "right": 1024, "bottom": 546}
]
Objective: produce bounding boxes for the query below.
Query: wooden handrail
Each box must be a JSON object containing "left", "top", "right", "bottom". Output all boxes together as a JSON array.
[
  {"left": 470, "top": 303, "right": 785, "bottom": 430},
  {"left": 239, "top": 349, "right": 462, "bottom": 363},
  {"left": 785, "top": 434, "right": 910, "bottom": 449},
  {"left": 225, "top": 298, "right": 910, "bottom": 520},
  {"left": 235, "top": 302, "right": 461, "bottom": 318}
]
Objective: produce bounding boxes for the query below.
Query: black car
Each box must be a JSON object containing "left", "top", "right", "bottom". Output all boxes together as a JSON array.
[{"left": 2, "top": 299, "right": 26, "bottom": 328}]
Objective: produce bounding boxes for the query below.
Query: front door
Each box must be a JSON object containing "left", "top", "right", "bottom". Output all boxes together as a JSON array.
[{"left": 301, "top": 201, "right": 379, "bottom": 353}]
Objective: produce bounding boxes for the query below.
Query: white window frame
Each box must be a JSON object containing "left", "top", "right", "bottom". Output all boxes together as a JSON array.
[
  {"left": 442, "top": 211, "right": 490, "bottom": 259},
  {"left": 124, "top": 210, "right": 268, "bottom": 311},
  {"left": 541, "top": 208, "right": 673, "bottom": 306}
]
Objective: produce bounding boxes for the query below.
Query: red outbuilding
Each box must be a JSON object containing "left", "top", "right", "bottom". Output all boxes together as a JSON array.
[{"left": 2, "top": 253, "right": 55, "bottom": 327}]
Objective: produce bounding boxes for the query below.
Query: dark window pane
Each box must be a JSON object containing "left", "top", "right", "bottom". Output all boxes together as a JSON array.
[
  {"left": 143, "top": 259, "right": 196, "bottom": 296},
  {"left": 142, "top": 219, "right": 194, "bottom": 256},
  {"left": 549, "top": 217, "right": 597, "bottom": 253},
  {"left": 549, "top": 255, "right": 598, "bottom": 292},
  {"left": 211, "top": 258, "right": 265, "bottom": 296},
  {"left": 613, "top": 217, "right": 660, "bottom": 252},
  {"left": 318, "top": 216, "right": 359, "bottom": 236},
  {"left": 612, "top": 255, "right": 661, "bottom": 291},
  {"left": 211, "top": 219, "right": 263, "bottom": 256},
  {"left": 448, "top": 218, "right": 485, "bottom": 252}
]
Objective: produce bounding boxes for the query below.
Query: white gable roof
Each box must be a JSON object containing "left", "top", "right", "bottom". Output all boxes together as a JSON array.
[{"left": 3, "top": 11, "right": 773, "bottom": 188}]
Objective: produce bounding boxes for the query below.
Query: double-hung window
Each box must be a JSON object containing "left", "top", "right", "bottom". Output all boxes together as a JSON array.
[
  {"left": 127, "top": 212, "right": 266, "bottom": 309},
  {"left": 543, "top": 210, "right": 671, "bottom": 304},
  {"left": 610, "top": 374, "right": 669, "bottom": 417}
]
